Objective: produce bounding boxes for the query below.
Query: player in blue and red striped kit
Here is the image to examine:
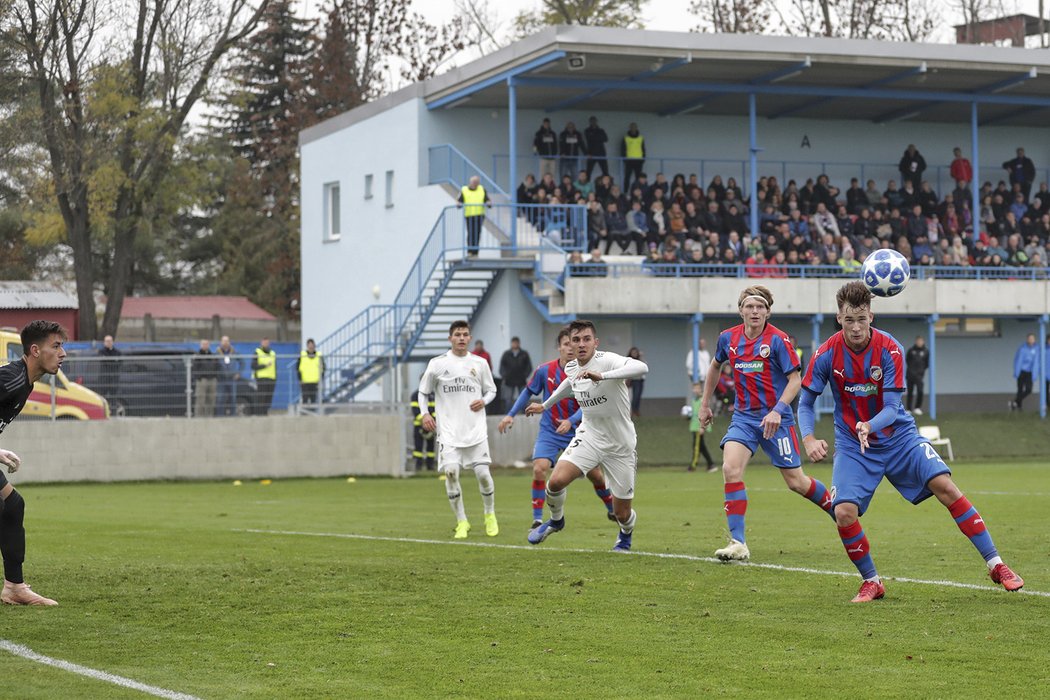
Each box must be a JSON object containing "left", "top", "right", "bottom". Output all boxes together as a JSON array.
[
  {"left": 799, "top": 281, "right": 1023, "bottom": 602},
  {"left": 699, "top": 285, "right": 834, "bottom": 562},
  {"left": 498, "top": 327, "right": 614, "bottom": 529}
]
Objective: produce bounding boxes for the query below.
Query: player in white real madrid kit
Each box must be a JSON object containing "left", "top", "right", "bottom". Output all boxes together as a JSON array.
[
  {"left": 524, "top": 320, "right": 649, "bottom": 551},
  {"left": 418, "top": 320, "right": 499, "bottom": 540}
]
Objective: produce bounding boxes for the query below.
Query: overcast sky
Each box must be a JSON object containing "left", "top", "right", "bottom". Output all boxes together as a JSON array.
[
  {"left": 405, "top": 0, "right": 1045, "bottom": 41},
  {"left": 296, "top": 0, "right": 1047, "bottom": 92}
]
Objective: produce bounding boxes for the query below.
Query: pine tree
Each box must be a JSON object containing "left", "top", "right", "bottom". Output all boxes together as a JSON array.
[{"left": 214, "top": 0, "right": 318, "bottom": 317}]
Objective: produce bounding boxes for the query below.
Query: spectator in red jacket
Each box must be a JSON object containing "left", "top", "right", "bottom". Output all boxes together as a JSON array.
[
  {"left": 471, "top": 340, "right": 492, "bottom": 369},
  {"left": 950, "top": 147, "right": 973, "bottom": 187}
]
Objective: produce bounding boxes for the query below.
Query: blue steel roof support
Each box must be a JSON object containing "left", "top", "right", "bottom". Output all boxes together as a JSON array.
[
  {"left": 871, "top": 67, "right": 1038, "bottom": 123},
  {"left": 768, "top": 62, "right": 926, "bottom": 120},
  {"left": 427, "top": 51, "right": 567, "bottom": 110},
  {"left": 546, "top": 54, "right": 692, "bottom": 113},
  {"left": 660, "top": 57, "right": 811, "bottom": 117},
  {"left": 513, "top": 75, "right": 1050, "bottom": 108}
]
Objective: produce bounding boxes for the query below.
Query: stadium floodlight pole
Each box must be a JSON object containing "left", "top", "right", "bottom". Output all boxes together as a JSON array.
[
  {"left": 748, "top": 93, "right": 760, "bottom": 238},
  {"left": 971, "top": 102, "right": 981, "bottom": 238},
  {"left": 508, "top": 76, "right": 518, "bottom": 249},
  {"left": 691, "top": 313, "right": 703, "bottom": 383},
  {"left": 927, "top": 314, "right": 938, "bottom": 420},
  {"left": 1040, "top": 314, "right": 1048, "bottom": 419}
]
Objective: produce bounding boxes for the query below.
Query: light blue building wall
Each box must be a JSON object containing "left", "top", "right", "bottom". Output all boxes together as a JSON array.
[{"left": 299, "top": 30, "right": 1050, "bottom": 408}]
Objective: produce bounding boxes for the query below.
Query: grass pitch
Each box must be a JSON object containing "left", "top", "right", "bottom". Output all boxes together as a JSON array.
[{"left": 2, "top": 462, "right": 1048, "bottom": 698}]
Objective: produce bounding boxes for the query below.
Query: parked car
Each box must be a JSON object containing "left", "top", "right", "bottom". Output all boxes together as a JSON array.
[
  {"left": 63, "top": 345, "right": 257, "bottom": 418},
  {"left": 0, "top": 328, "right": 109, "bottom": 420}
]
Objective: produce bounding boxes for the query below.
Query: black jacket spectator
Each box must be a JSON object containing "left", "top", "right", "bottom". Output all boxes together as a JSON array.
[
  {"left": 846, "top": 180, "right": 868, "bottom": 214},
  {"left": 723, "top": 205, "right": 748, "bottom": 235},
  {"left": 559, "top": 124, "right": 586, "bottom": 157},
  {"left": 533, "top": 121, "right": 557, "bottom": 157},
  {"left": 499, "top": 343, "right": 533, "bottom": 391},
  {"left": 1003, "top": 148, "right": 1036, "bottom": 200},
  {"left": 898, "top": 145, "right": 926, "bottom": 190},
  {"left": 584, "top": 120, "right": 608, "bottom": 156}
]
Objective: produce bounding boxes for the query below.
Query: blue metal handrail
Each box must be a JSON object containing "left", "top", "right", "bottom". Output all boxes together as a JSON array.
[
  {"left": 564, "top": 262, "right": 1050, "bottom": 280},
  {"left": 429, "top": 144, "right": 508, "bottom": 197},
  {"left": 317, "top": 202, "right": 589, "bottom": 400}
]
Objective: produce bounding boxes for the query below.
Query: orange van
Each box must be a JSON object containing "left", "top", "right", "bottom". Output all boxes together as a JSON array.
[{"left": 0, "top": 329, "right": 109, "bottom": 420}]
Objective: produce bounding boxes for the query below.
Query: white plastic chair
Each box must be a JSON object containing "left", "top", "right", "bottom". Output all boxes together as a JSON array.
[{"left": 918, "top": 425, "right": 954, "bottom": 461}]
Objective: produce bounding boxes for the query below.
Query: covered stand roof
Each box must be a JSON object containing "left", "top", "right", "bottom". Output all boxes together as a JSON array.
[
  {"left": 303, "top": 27, "right": 1050, "bottom": 144},
  {"left": 423, "top": 27, "right": 1050, "bottom": 126}
]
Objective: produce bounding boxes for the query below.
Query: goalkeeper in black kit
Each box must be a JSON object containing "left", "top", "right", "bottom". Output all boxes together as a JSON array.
[{"left": 0, "top": 320, "right": 68, "bottom": 605}]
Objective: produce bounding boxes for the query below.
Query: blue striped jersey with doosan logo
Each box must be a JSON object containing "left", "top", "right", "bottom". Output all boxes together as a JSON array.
[
  {"left": 802, "top": 328, "right": 912, "bottom": 452},
  {"left": 508, "top": 359, "right": 581, "bottom": 437},
  {"left": 714, "top": 323, "right": 799, "bottom": 422}
]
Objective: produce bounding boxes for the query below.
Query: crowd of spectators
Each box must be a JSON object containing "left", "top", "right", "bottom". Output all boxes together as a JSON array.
[{"left": 516, "top": 123, "right": 1050, "bottom": 276}]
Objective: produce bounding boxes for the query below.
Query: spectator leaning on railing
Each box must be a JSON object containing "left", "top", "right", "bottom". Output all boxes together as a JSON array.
[
  {"left": 194, "top": 339, "right": 219, "bottom": 418},
  {"left": 98, "top": 334, "right": 121, "bottom": 401},
  {"left": 252, "top": 337, "right": 277, "bottom": 416},
  {"left": 216, "top": 335, "right": 240, "bottom": 417},
  {"left": 297, "top": 338, "right": 325, "bottom": 407},
  {"left": 457, "top": 175, "right": 491, "bottom": 257}
]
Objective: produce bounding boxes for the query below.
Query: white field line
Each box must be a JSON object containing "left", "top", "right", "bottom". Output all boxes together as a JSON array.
[
  {"left": 742, "top": 487, "right": 1050, "bottom": 497},
  {"left": 235, "top": 528, "right": 1050, "bottom": 599},
  {"left": 0, "top": 640, "right": 202, "bottom": 700}
]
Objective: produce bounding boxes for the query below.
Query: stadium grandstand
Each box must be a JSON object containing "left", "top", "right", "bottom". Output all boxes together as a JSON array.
[{"left": 299, "top": 26, "right": 1050, "bottom": 418}]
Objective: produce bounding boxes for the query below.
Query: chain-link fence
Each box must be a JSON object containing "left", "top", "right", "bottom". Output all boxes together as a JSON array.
[{"left": 55, "top": 352, "right": 356, "bottom": 419}]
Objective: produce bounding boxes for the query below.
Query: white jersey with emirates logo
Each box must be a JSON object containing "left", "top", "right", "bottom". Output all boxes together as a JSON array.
[
  {"left": 418, "top": 350, "right": 497, "bottom": 448},
  {"left": 550, "top": 350, "right": 647, "bottom": 451}
]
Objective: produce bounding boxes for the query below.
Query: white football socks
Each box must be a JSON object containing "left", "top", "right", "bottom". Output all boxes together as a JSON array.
[
  {"left": 546, "top": 488, "right": 567, "bottom": 521},
  {"left": 618, "top": 509, "right": 637, "bottom": 534},
  {"left": 474, "top": 464, "right": 495, "bottom": 514},
  {"left": 444, "top": 466, "right": 467, "bottom": 521}
]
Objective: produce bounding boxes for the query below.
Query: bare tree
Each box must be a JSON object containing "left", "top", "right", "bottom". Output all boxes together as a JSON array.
[
  {"left": 690, "top": 0, "right": 771, "bottom": 34},
  {"left": 514, "top": 0, "right": 648, "bottom": 37},
  {"left": 454, "top": 0, "right": 507, "bottom": 53},
  {"left": 767, "top": 0, "right": 938, "bottom": 41},
  {"left": 9, "top": 0, "right": 268, "bottom": 339}
]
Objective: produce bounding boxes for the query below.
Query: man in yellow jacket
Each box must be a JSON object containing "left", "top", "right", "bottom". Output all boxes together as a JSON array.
[
  {"left": 252, "top": 337, "right": 277, "bottom": 416},
  {"left": 296, "top": 338, "right": 325, "bottom": 407},
  {"left": 457, "top": 175, "right": 491, "bottom": 257}
]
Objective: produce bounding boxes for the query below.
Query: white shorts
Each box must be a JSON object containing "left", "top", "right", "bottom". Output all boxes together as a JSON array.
[
  {"left": 559, "top": 426, "right": 637, "bottom": 500},
  {"left": 438, "top": 441, "right": 491, "bottom": 472}
]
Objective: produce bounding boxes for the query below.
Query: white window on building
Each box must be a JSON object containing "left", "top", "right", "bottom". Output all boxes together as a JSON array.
[
  {"left": 364, "top": 173, "right": 373, "bottom": 199},
  {"left": 385, "top": 170, "right": 394, "bottom": 208},
  {"left": 324, "top": 182, "right": 341, "bottom": 242}
]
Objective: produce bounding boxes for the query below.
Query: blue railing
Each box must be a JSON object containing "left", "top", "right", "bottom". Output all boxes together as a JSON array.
[
  {"left": 535, "top": 236, "right": 570, "bottom": 293},
  {"left": 491, "top": 153, "right": 1050, "bottom": 203},
  {"left": 429, "top": 144, "right": 507, "bottom": 197},
  {"left": 563, "top": 262, "right": 1050, "bottom": 281},
  {"left": 318, "top": 202, "right": 589, "bottom": 400}
]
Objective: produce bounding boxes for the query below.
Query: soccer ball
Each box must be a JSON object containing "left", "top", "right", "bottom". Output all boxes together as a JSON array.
[{"left": 861, "top": 249, "right": 910, "bottom": 297}]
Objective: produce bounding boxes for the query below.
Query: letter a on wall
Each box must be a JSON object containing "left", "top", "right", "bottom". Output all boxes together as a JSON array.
[{"left": 800, "top": 135, "right": 811, "bottom": 149}]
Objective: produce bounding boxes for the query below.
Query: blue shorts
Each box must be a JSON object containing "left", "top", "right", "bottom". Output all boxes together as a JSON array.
[
  {"left": 533, "top": 431, "right": 572, "bottom": 465},
  {"left": 720, "top": 417, "right": 802, "bottom": 469},
  {"left": 832, "top": 433, "right": 951, "bottom": 516}
]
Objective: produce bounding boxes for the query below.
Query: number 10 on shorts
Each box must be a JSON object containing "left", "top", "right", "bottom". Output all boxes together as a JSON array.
[{"left": 777, "top": 435, "right": 793, "bottom": 457}]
